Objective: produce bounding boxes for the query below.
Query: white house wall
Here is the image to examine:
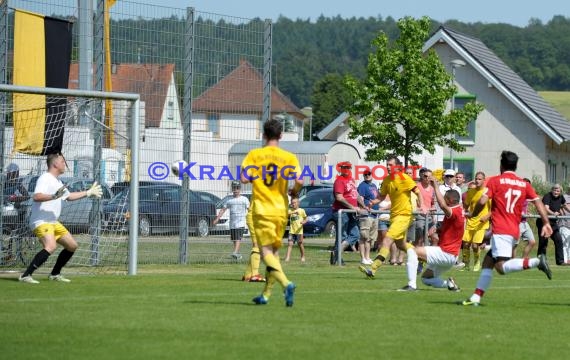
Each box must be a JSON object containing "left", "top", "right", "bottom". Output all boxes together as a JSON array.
[
  {"left": 159, "top": 74, "right": 182, "bottom": 129},
  {"left": 192, "top": 112, "right": 261, "bottom": 140},
  {"left": 434, "top": 44, "right": 549, "bottom": 180}
]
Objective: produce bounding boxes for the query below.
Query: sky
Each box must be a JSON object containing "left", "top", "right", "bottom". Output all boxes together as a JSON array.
[{"left": 148, "top": 0, "right": 569, "bottom": 27}]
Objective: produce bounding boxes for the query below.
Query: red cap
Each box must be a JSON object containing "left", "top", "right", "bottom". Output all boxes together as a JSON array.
[{"left": 337, "top": 161, "right": 352, "bottom": 168}]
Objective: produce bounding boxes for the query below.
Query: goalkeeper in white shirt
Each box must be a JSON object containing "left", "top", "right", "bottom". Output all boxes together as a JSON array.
[{"left": 19, "top": 153, "right": 102, "bottom": 284}]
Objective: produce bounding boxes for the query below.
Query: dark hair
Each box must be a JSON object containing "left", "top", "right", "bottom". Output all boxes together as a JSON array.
[
  {"left": 263, "top": 119, "right": 283, "bottom": 141},
  {"left": 523, "top": 177, "right": 531, "bottom": 184},
  {"left": 419, "top": 167, "right": 431, "bottom": 176},
  {"left": 500, "top": 150, "right": 518, "bottom": 171},
  {"left": 386, "top": 155, "right": 402, "bottom": 165},
  {"left": 444, "top": 189, "right": 460, "bottom": 204}
]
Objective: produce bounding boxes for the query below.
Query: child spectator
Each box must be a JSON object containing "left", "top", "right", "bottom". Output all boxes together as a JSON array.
[{"left": 285, "top": 197, "right": 307, "bottom": 262}]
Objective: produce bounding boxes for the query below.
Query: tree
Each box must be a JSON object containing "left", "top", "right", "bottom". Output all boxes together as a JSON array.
[
  {"left": 310, "top": 73, "right": 354, "bottom": 138},
  {"left": 345, "top": 16, "right": 484, "bottom": 166}
]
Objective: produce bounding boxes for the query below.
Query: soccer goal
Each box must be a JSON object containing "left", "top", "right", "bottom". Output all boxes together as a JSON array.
[{"left": 0, "top": 84, "right": 140, "bottom": 275}]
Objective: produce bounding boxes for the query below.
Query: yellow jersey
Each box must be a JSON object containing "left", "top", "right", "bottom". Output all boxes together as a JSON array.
[
  {"left": 380, "top": 173, "right": 417, "bottom": 218},
  {"left": 465, "top": 187, "right": 491, "bottom": 230},
  {"left": 241, "top": 146, "right": 301, "bottom": 218}
]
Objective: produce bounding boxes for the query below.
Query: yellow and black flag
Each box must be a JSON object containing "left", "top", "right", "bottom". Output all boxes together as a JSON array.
[{"left": 12, "top": 10, "right": 73, "bottom": 155}]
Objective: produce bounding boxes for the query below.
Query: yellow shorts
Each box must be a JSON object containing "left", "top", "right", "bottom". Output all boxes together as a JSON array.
[
  {"left": 252, "top": 215, "right": 287, "bottom": 249},
  {"left": 463, "top": 228, "right": 486, "bottom": 244},
  {"left": 387, "top": 215, "right": 413, "bottom": 241},
  {"left": 33, "top": 222, "right": 69, "bottom": 241}
]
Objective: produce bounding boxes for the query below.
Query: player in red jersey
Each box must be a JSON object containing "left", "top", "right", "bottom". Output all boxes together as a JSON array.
[
  {"left": 403, "top": 176, "right": 464, "bottom": 292},
  {"left": 462, "top": 151, "right": 553, "bottom": 306}
]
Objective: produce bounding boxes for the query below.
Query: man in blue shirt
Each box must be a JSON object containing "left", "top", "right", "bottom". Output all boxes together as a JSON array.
[{"left": 357, "top": 169, "right": 379, "bottom": 265}]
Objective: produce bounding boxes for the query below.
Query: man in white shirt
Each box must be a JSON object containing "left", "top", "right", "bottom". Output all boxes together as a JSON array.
[
  {"left": 213, "top": 181, "right": 250, "bottom": 259},
  {"left": 19, "top": 153, "right": 102, "bottom": 284}
]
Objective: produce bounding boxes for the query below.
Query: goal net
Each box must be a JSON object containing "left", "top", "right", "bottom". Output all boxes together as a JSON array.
[{"left": 0, "top": 84, "right": 140, "bottom": 275}]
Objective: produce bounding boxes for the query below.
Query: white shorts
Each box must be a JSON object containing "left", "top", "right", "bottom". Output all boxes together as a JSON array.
[
  {"left": 425, "top": 246, "right": 457, "bottom": 278},
  {"left": 491, "top": 234, "right": 516, "bottom": 258}
]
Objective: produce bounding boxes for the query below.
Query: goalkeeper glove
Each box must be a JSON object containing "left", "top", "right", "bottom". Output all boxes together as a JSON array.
[
  {"left": 86, "top": 182, "right": 103, "bottom": 198},
  {"left": 52, "top": 185, "right": 67, "bottom": 200}
]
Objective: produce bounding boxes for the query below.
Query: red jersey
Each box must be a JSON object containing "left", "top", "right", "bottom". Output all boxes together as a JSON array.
[
  {"left": 485, "top": 171, "right": 539, "bottom": 238},
  {"left": 439, "top": 205, "right": 465, "bottom": 256},
  {"left": 332, "top": 176, "right": 358, "bottom": 210}
]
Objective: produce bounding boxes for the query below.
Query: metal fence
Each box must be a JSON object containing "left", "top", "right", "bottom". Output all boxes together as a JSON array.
[{"left": 0, "top": 0, "right": 283, "bottom": 272}]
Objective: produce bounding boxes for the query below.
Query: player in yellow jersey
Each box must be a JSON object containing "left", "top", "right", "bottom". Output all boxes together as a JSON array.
[
  {"left": 462, "top": 171, "right": 491, "bottom": 272},
  {"left": 241, "top": 206, "right": 266, "bottom": 282},
  {"left": 241, "top": 119, "right": 303, "bottom": 307},
  {"left": 359, "top": 156, "right": 424, "bottom": 290}
]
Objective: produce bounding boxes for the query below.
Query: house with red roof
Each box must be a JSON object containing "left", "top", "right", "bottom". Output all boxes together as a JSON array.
[
  {"left": 69, "top": 63, "right": 181, "bottom": 130},
  {"left": 192, "top": 60, "right": 306, "bottom": 141}
]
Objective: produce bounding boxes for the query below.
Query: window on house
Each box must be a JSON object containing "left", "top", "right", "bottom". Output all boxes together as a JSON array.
[
  {"left": 208, "top": 113, "right": 220, "bottom": 137},
  {"left": 454, "top": 95, "right": 476, "bottom": 144},
  {"left": 167, "top": 101, "right": 174, "bottom": 120},
  {"left": 562, "top": 163, "right": 568, "bottom": 182},
  {"left": 548, "top": 161, "right": 557, "bottom": 183},
  {"left": 443, "top": 158, "right": 474, "bottom": 181}
]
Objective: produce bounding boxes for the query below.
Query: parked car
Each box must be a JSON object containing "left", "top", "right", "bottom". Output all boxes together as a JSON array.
[
  {"left": 299, "top": 188, "right": 336, "bottom": 238},
  {"left": 297, "top": 182, "right": 333, "bottom": 199},
  {"left": 212, "top": 192, "right": 252, "bottom": 236},
  {"left": 194, "top": 191, "right": 222, "bottom": 206},
  {"left": 8, "top": 175, "right": 113, "bottom": 232},
  {"left": 103, "top": 182, "right": 216, "bottom": 237}
]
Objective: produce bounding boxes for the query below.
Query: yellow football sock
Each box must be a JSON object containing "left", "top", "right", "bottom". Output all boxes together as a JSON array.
[
  {"left": 372, "top": 247, "right": 390, "bottom": 271},
  {"left": 462, "top": 248, "right": 470, "bottom": 266},
  {"left": 473, "top": 247, "right": 480, "bottom": 264},
  {"left": 246, "top": 246, "right": 261, "bottom": 277},
  {"left": 262, "top": 268, "right": 276, "bottom": 299},
  {"left": 262, "top": 253, "right": 289, "bottom": 288}
]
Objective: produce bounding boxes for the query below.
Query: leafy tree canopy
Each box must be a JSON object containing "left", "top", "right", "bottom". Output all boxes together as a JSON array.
[{"left": 345, "top": 17, "right": 484, "bottom": 165}]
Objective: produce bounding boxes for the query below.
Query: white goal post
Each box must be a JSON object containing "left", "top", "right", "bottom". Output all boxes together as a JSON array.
[{"left": 0, "top": 84, "right": 140, "bottom": 275}]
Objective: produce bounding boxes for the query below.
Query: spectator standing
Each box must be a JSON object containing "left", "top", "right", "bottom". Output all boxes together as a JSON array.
[
  {"left": 357, "top": 169, "right": 379, "bottom": 265},
  {"left": 455, "top": 171, "right": 469, "bottom": 194},
  {"left": 213, "top": 181, "right": 250, "bottom": 260},
  {"left": 330, "top": 161, "right": 363, "bottom": 265},
  {"left": 285, "top": 197, "right": 307, "bottom": 262},
  {"left": 513, "top": 178, "right": 536, "bottom": 259},
  {"left": 536, "top": 184, "right": 570, "bottom": 266},
  {"left": 2, "top": 163, "right": 30, "bottom": 261}
]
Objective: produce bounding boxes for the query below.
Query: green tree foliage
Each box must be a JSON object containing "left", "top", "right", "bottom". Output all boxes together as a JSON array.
[
  {"left": 345, "top": 17, "right": 484, "bottom": 165},
  {"left": 310, "top": 73, "right": 353, "bottom": 137}
]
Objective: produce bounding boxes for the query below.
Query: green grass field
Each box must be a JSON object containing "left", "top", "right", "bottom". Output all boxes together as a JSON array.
[
  {"left": 1, "top": 253, "right": 570, "bottom": 360},
  {"left": 539, "top": 91, "right": 570, "bottom": 120}
]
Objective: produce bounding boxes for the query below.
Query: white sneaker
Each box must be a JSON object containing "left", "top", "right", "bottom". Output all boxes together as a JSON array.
[
  {"left": 361, "top": 259, "right": 373, "bottom": 265},
  {"left": 19, "top": 275, "right": 39, "bottom": 284},
  {"left": 48, "top": 274, "right": 71, "bottom": 283}
]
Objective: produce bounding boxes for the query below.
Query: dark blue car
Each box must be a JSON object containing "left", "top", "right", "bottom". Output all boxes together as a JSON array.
[
  {"left": 103, "top": 182, "right": 216, "bottom": 237},
  {"left": 299, "top": 188, "right": 336, "bottom": 238}
]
